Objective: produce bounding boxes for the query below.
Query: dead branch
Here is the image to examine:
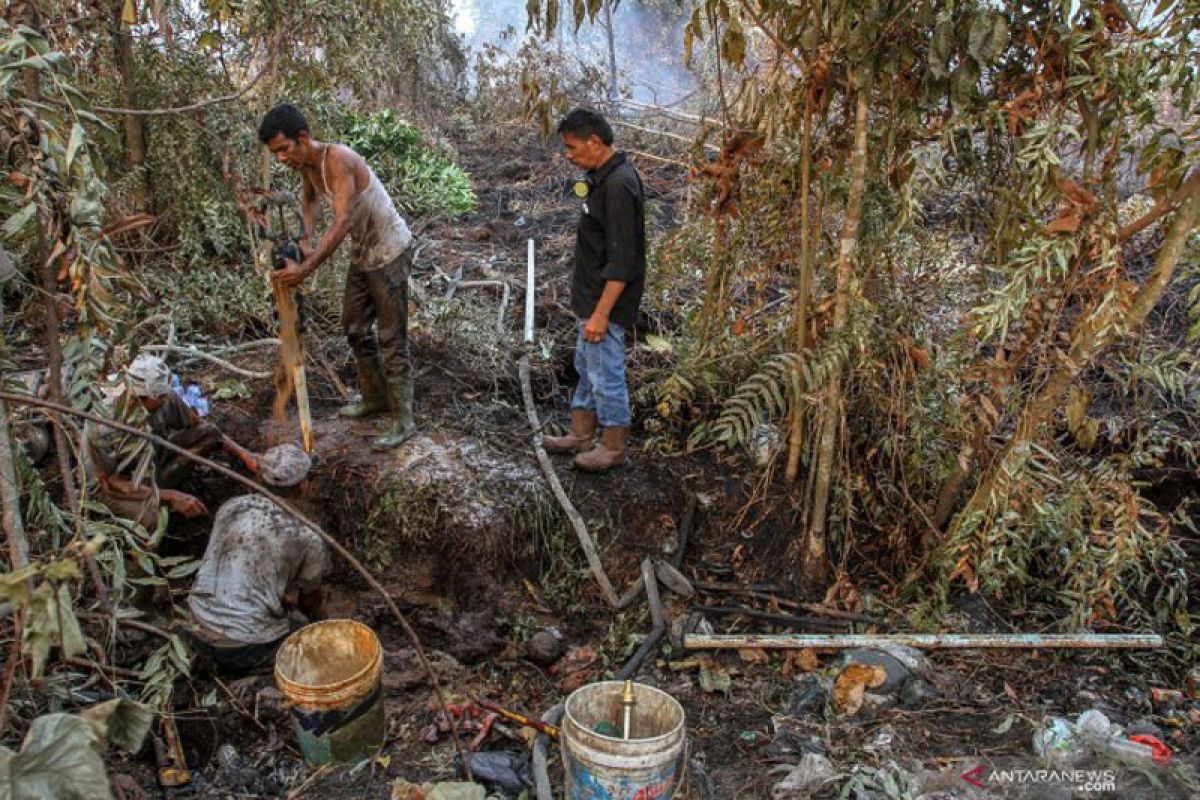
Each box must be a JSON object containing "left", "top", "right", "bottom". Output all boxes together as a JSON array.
[{"left": 140, "top": 344, "right": 273, "bottom": 380}]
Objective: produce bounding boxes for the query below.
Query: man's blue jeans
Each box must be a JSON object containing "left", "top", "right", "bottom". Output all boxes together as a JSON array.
[{"left": 571, "top": 320, "right": 631, "bottom": 428}]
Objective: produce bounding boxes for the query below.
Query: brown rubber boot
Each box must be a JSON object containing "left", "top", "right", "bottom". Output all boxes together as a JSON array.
[
  {"left": 574, "top": 426, "right": 627, "bottom": 472},
  {"left": 543, "top": 409, "right": 597, "bottom": 454}
]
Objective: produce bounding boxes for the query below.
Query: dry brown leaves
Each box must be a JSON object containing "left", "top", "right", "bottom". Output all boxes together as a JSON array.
[
  {"left": 834, "top": 663, "right": 887, "bottom": 715},
  {"left": 694, "top": 131, "right": 765, "bottom": 218},
  {"left": 780, "top": 648, "right": 820, "bottom": 679},
  {"left": 1044, "top": 177, "right": 1100, "bottom": 235},
  {"left": 822, "top": 570, "right": 863, "bottom": 613}
]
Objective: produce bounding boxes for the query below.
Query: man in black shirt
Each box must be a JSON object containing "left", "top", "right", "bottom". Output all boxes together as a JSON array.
[{"left": 543, "top": 109, "right": 646, "bottom": 472}]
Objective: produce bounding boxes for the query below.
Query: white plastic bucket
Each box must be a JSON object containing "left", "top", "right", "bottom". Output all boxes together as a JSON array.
[{"left": 561, "top": 681, "right": 686, "bottom": 799}]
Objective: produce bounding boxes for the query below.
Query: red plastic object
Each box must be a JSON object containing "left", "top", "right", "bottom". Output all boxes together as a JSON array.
[{"left": 1129, "top": 735, "right": 1172, "bottom": 765}]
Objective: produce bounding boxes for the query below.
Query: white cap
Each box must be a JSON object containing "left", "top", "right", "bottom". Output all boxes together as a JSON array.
[{"left": 126, "top": 353, "right": 170, "bottom": 398}]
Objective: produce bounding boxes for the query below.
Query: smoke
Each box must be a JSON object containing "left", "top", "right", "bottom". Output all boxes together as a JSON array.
[{"left": 451, "top": 0, "right": 697, "bottom": 106}]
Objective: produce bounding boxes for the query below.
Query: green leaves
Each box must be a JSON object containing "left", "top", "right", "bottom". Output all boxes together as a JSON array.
[
  {"left": 967, "top": 11, "right": 1007, "bottom": 64},
  {"left": 64, "top": 123, "right": 86, "bottom": 173},
  {"left": 721, "top": 17, "right": 746, "bottom": 69},
  {"left": 342, "top": 111, "right": 475, "bottom": 217},
  {"left": 22, "top": 579, "right": 87, "bottom": 678},
  {"left": 950, "top": 58, "right": 981, "bottom": 110},
  {"left": 2, "top": 202, "right": 36, "bottom": 239},
  {"left": 929, "top": 19, "right": 954, "bottom": 79},
  {"left": 0, "top": 700, "right": 153, "bottom": 800}
]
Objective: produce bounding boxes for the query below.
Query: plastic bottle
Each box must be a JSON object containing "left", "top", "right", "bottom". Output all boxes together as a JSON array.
[
  {"left": 1101, "top": 736, "right": 1158, "bottom": 766},
  {"left": 1074, "top": 710, "right": 1165, "bottom": 767}
]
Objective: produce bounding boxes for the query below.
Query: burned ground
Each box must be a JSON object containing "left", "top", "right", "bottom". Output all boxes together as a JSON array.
[{"left": 19, "top": 127, "right": 1199, "bottom": 800}]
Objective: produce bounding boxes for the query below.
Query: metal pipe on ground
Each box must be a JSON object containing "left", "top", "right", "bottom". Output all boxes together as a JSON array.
[{"left": 683, "top": 633, "right": 1164, "bottom": 650}]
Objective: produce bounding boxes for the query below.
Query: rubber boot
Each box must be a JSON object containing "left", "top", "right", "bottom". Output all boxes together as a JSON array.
[
  {"left": 373, "top": 373, "right": 416, "bottom": 450},
  {"left": 340, "top": 358, "right": 388, "bottom": 419},
  {"left": 543, "top": 409, "right": 598, "bottom": 454},
  {"left": 574, "top": 426, "right": 627, "bottom": 472}
]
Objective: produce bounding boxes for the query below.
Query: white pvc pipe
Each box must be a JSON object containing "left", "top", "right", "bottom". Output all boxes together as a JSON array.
[{"left": 525, "top": 239, "right": 535, "bottom": 343}]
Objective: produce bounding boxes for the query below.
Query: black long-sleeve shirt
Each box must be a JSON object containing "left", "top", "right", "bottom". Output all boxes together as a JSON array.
[{"left": 570, "top": 152, "right": 646, "bottom": 329}]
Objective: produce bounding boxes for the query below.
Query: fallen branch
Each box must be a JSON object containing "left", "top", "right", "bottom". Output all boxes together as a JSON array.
[
  {"left": 519, "top": 355, "right": 621, "bottom": 608},
  {"left": 79, "top": 610, "right": 172, "bottom": 641},
  {"left": 141, "top": 344, "right": 272, "bottom": 380},
  {"left": 1118, "top": 169, "right": 1200, "bottom": 241},
  {"left": 683, "top": 632, "right": 1164, "bottom": 650},
  {"left": 693, "top": 581, "right": 886, "bottom": 625},
  {"left": 518, "top": 240, "right": 636, "bottom": 610},
  {"left": 0, "top": 391, "right": 473, "bottom": 780},
  {"left": 609, "top": 119, "right": 720, "bottom": 152}
]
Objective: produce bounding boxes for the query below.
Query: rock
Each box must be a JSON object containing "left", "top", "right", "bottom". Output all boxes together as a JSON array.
[
  {"left": 841, "top": 645, "right": 927, "bottom": 692},
  {"left": 771, "top": 753, "right": 835, "bottom": 798},
  {"left": 900, "top": 678, "right": 939, "bottom": 708},
  {"left": 527, "top": 630, "right": 564, "bottom": 666},
  {"left": 424, "top": 782, "right": 487, "bottom": 800}
]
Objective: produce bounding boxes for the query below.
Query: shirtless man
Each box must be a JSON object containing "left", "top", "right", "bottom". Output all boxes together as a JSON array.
[{"left": 259, "top": 103, "right": 417, "bottom": 449}]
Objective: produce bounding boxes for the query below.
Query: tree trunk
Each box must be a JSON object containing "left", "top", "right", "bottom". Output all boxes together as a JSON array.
[
  {"left": 785, "top": 93, "right": 815, "bottom": 482},
  {"left": 34, "top": 210, "right": 80, "bottom": 514},
  {"left": 111, "top": 0, "right": 149, "bottom": 210},
  {"left": 0, "top": 398, "right": 28, "bottom": 570},
  {"left": 942, "top": 189, "right": 1200, "bottom": 564},
  {"left": 602, "top": 0, "right": 618, "bottom": 104},
  {"left": 18, "top": 12, "right": 80, "bottom": 515},
  {"left": 801, "top": 84, "right": 870, "bottom": 596}
]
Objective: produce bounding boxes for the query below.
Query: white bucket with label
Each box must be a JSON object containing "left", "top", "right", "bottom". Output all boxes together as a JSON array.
[{"left": 560, "top": 681, "right": 686, "bottom": 799}]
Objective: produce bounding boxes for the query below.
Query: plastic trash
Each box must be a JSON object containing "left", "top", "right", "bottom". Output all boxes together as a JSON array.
[
  {"left": 771, "top": 753, "right": 835, "bottom": 798},
  {"left": 1075, "top": 709, "right": 1113, "bottom": 742},
  {"left": 1070, "top": 710, "right": 1170, "bottom": 767},
  {"left": 1128, "top": 735, "right": 1171, "bottom": 765},
  {"left": 1033, "top": 716, "right": 1084, "bottom": 765},
  {"left": 216, "top": 744, "right": 240, "bottom": 776},
  {"left": 458, "top": 749, "right": 532, "bottom": 798},
  {"left": 171, "top": 375, "right": 210, "bottom": 416}
]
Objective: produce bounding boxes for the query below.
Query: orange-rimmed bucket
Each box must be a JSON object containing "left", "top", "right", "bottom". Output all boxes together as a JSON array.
[{"left": 274, "top": 620, "right": 384, "bottom": 764}]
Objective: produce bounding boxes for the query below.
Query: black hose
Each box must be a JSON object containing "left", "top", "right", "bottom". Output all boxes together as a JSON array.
[{"left": 618, "top": 559, "right": 666, "bottom": 680}]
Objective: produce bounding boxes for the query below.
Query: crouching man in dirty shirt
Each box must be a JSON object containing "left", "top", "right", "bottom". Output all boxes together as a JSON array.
[
  {"left": 187, "top": 444, "right": 328, "bottom": 673},
  {"left": 83, "top": 353, "right": 256, "bottom": 530},
  {"left": 259, "top": 102, "right": 418, "bottom": 450}
]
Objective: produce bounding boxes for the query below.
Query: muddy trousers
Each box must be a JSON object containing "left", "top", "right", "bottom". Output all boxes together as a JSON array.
[{"left": 343, "top": 249, "right": 413, "bottom": 383}]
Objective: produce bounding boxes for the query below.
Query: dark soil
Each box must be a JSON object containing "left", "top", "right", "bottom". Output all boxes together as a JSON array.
[{"left": 31, "top": 124, "right": 1197, "bottom": 800}]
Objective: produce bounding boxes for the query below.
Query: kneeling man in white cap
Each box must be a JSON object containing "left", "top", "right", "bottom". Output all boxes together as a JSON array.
[{"left": 186, "top": 443, "right": 328, "bottom": 673}]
